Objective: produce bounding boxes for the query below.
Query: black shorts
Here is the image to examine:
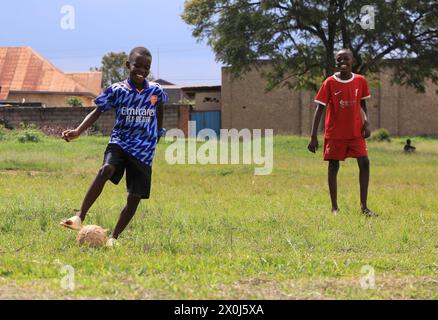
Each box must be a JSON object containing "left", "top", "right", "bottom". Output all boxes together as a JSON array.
[{"left": 103, "top": 144, "right": 152, "bottom": 199}]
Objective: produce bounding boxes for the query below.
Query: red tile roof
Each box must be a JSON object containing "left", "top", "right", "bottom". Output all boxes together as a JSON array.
[
  {"left": 0, "top": 47, "right": 102, "bottom": 100},
  {"left": 66, "top": 72, "right": 102, "bottom": 96}
]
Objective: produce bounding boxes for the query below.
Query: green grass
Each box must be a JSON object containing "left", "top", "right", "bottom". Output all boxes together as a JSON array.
[{"left": 0, "top": 128, "right": 437, "bottom": 299}]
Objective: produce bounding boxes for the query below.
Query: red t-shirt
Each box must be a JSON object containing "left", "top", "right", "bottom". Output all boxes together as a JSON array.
[{"left": 314, "top": 73, "right": 371, "bottom": 139}]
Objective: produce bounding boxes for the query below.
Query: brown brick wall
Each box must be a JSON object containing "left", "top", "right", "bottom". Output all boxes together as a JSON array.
[
  {"left": 178, "top": 105, "right": 192, "bottom": 136},
  {"left": 222, "top": 66, "right": 302, "bottom": 135},
  {"left": 7, "top": 93, "right": 95, "bottom": 107},
  {"left": 222, "top": 67, "right": 438, "bottom": 136},
  {"left": 0, "top": 104, "right": 190, "bottom": 135}
]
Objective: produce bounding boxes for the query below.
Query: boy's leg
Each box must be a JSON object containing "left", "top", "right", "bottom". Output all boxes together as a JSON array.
[
  {"left": 356, "top": 156, "right": 378, "bottom": 216},
  {"left": 357, "top": 156, "right": 369, "bottom": 210},
  {"left": 65, "top": 144, "right": 125, "bottom": 226},
  {"left": 111, "top": 193, "right": 142, "bottom": 239},
  {"left": 110, "top": 152, "right": 151, "bottom": 239},
  {"left": 346, "top": 139, "right": 377, "bottom": 216},
  {"left": 76, "top": 164, "right": 116, "bottom": 221},
  {"left": 328, "top": 160, "right": 340, "bottom": 213}
]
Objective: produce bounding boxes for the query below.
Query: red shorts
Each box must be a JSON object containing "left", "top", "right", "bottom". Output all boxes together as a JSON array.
[{"left": 323, "top": 138, "right": 368, "bottom": 161}]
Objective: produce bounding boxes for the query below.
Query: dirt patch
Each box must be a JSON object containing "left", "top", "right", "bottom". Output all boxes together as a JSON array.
[
  {"left": 0, "top": 277, "right": 169, "bottom": 300},
  {"left": 0, "top": 279, "right": 58, "bottom": 300},
  {"left": 2, "top": 275, "right": 437, "bottom": 300},
  {"left": 211, "top": 275, "right": 438, "bottom": 299},
  {"left": 0, "top": 170, "right": 50, "bottom": 176}
]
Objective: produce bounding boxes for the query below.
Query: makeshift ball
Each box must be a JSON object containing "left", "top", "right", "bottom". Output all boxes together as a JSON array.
[{"left": 76, "top": 225, "right": 108, "bottom": 247}]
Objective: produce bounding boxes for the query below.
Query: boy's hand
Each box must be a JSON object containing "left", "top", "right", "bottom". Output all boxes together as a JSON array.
[
  {"left": 308, "top": 136, "right": 318, "bottom": 153},
  {"left": 362, "top": 121, "right": 371, "bottom": 139},
  {"left": 62, "top": 129, "right": 80, "bottom": 142}
]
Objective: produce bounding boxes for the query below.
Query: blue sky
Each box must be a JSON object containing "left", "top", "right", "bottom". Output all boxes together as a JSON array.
[{"left": 1, "top": 0, "right": 222, "bottom": 86}]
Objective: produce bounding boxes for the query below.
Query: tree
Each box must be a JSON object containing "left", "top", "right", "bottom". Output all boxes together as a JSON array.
[
  {"left": 182, "top": 0, "right": 438, "bottom": 92},
  {"left": 91, "top": 52, "right": 130, "bottom": 88},
  {"left": 66, "top": 96, "right": 83, "bottom": 107},
  {"left": 91, "top": 52, "right": 155, "bottom": 88}
]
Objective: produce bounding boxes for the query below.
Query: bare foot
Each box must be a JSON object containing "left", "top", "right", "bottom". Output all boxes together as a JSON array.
[{"left": 60, "top": 215, "right": 83, "bottom": 230}]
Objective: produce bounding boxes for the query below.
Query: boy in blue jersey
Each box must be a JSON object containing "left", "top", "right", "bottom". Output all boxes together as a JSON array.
[{"left": 60, "top": 47, "right": 168, "bottom": 246}]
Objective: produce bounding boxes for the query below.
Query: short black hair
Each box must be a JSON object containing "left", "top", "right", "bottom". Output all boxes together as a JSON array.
[
  {"left": 129, "top": 47, "right": 152, "bottom": 62},
  {"left": 407, "top": 139, "right": 411, "bottom": 144},
  {"left": 335, "top": 48, "right": 353, "bottom": 58}
]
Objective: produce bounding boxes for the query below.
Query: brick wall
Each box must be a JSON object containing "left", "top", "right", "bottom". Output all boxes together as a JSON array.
[
  {"left": 222, "top": 66, "right": 438, "bottom": 136},
  {"left": 0, "top": 104, "right": 191, "bottom": 135},
  {"left": 7, "top": 93, "right": 95, "bottom": 107},
  {"left": 178, "top": 105, "right": 192, "bottom": 136}
]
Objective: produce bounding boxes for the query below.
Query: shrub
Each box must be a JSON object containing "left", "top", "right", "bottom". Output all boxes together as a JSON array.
[
  {"left": 0, "top": 118, "right": 13, "bottom": 130},
  {"left": 370, "top": 128, "right": 391, "bottom": 142},
  {"left": 86, "top": 123, "right": 100, "bottom": 135},
  {"left": 0, "top": 125, "right": 6, "bottom": 141},
  {"left": 66, "top": 96, "right": 83, "bottom": 107},
  {"left": 17, "top": 129, "right": 43, "bottom": 143}
]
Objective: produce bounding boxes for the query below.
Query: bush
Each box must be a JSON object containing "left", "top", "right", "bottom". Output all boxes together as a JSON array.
[
  {"left": 17, "top": 129, "right": 43, "bottom": 143},
  {"left": 370, "top": 128, "right": 391, "bottom": 142},
  {"left": 86, "top": 123, "right": 100, "bottom": 135},
  {"left": 66, "top": 96, "right": 83, "bottom": 107},
  {"left": 0, "top": 125, "right": 6, "bottom": 141},
  {"left": 0, "top": 118, "right": 12, "bottom": 130}
]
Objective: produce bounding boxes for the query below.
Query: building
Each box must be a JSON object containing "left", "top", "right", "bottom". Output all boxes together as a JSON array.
[
  {"left": 0, "top": 47, "right": 102, "bottom": 107},
  {"left": 155, "top": 79, "right": 184, "bottom": 105},
  {"left": 181, "top": 85, "right": 221, "bottom": 136},
  {"left": 181, "top": 85, "right": 221, "bottom": 111},
  {"left": 221, "top": 64, "right": 438, "bottom": 136}
]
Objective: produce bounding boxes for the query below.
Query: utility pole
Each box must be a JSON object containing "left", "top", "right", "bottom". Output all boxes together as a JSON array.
[{"left": 157, "top": 48, "right": 160, "bottom": 79}]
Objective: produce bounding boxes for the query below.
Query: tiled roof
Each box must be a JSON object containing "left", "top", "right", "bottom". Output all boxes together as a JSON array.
[
  {"left": 0, "top": 47, "right": 102, "bottom": 100},
  {"left": 66, "top": 72, "right": 102, "bottom": 96}
]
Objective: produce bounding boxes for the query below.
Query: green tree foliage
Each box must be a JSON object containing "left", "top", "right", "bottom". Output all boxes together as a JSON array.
[
  {"left": 91, "top": 52, "right": 130, "bottom": 88},
  {"left": 91, "top": 52, "right": 155, "bottom": 88},
  {"left": 65, "top": 96, "right": 83, "bottom": 107},
  {"left": 182, "top": 0, "right": 438, "bottom": 91}
]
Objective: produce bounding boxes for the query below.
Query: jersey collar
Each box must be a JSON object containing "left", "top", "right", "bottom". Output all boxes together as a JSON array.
[
  {"left": 125, "top": 78, "right": 149, "bottom": 94},
  {"left": 333, "top": 72, "right": 355, "bottom": 83}
]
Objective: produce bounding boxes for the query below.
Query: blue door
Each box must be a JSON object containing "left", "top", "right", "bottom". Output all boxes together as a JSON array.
[{"left": 190, "top": 111, "right": 221, "bottom": 137}]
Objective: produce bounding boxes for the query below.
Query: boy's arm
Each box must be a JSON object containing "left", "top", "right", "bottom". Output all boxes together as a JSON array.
[
  {"left": 360, "top": 100, "right": 371, "bottom": 138},
  {"left": 62, "top": 107, "right": 102, "bottom": 142},
  {"left": 308, "top": 104, "right": 325, "bottom": 153},
  {"left": 156, "top": 102, "right": 164, "bottom": 142}
]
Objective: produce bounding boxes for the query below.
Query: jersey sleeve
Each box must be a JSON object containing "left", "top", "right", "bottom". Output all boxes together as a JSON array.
[
  {"left": 314, "top": 79, "right": 330, "bottom": 106},
  {"left": 155, "top": 84, "right": 169, "bottom": 105},
  {"left": 94, "top": 85, "right": 117, "bottom": 112},
  {"left": 361, "top": 77, "right": 371, "bottom": 100}
]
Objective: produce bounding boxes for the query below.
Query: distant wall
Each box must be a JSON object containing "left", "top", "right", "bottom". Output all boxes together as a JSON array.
[
  {"left": 0, "top": 104, "right": 191, "bottom": 136},
  {"left": 7, "top": 93, "right": 95, "bottom": 107},
  {"left": 222, "top": 66, "right": 438, "bottom": 136},
  {"left": 193, "top": 91, "right": 221, "bottom": 111}
]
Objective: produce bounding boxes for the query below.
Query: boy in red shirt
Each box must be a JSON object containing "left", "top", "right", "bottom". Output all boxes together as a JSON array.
[{"left": 308, "top": 49, "right": 377, "bottom": 217}]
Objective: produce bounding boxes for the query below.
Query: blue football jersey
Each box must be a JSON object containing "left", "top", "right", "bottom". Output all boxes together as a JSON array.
[{"left": 94, "top": 79, "right": 168, "bottom": 166}]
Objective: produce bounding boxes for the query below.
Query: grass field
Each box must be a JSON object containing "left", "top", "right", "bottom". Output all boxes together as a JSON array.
[{"left": 0, "top": 127, "right": 437, "bottom": 299}]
